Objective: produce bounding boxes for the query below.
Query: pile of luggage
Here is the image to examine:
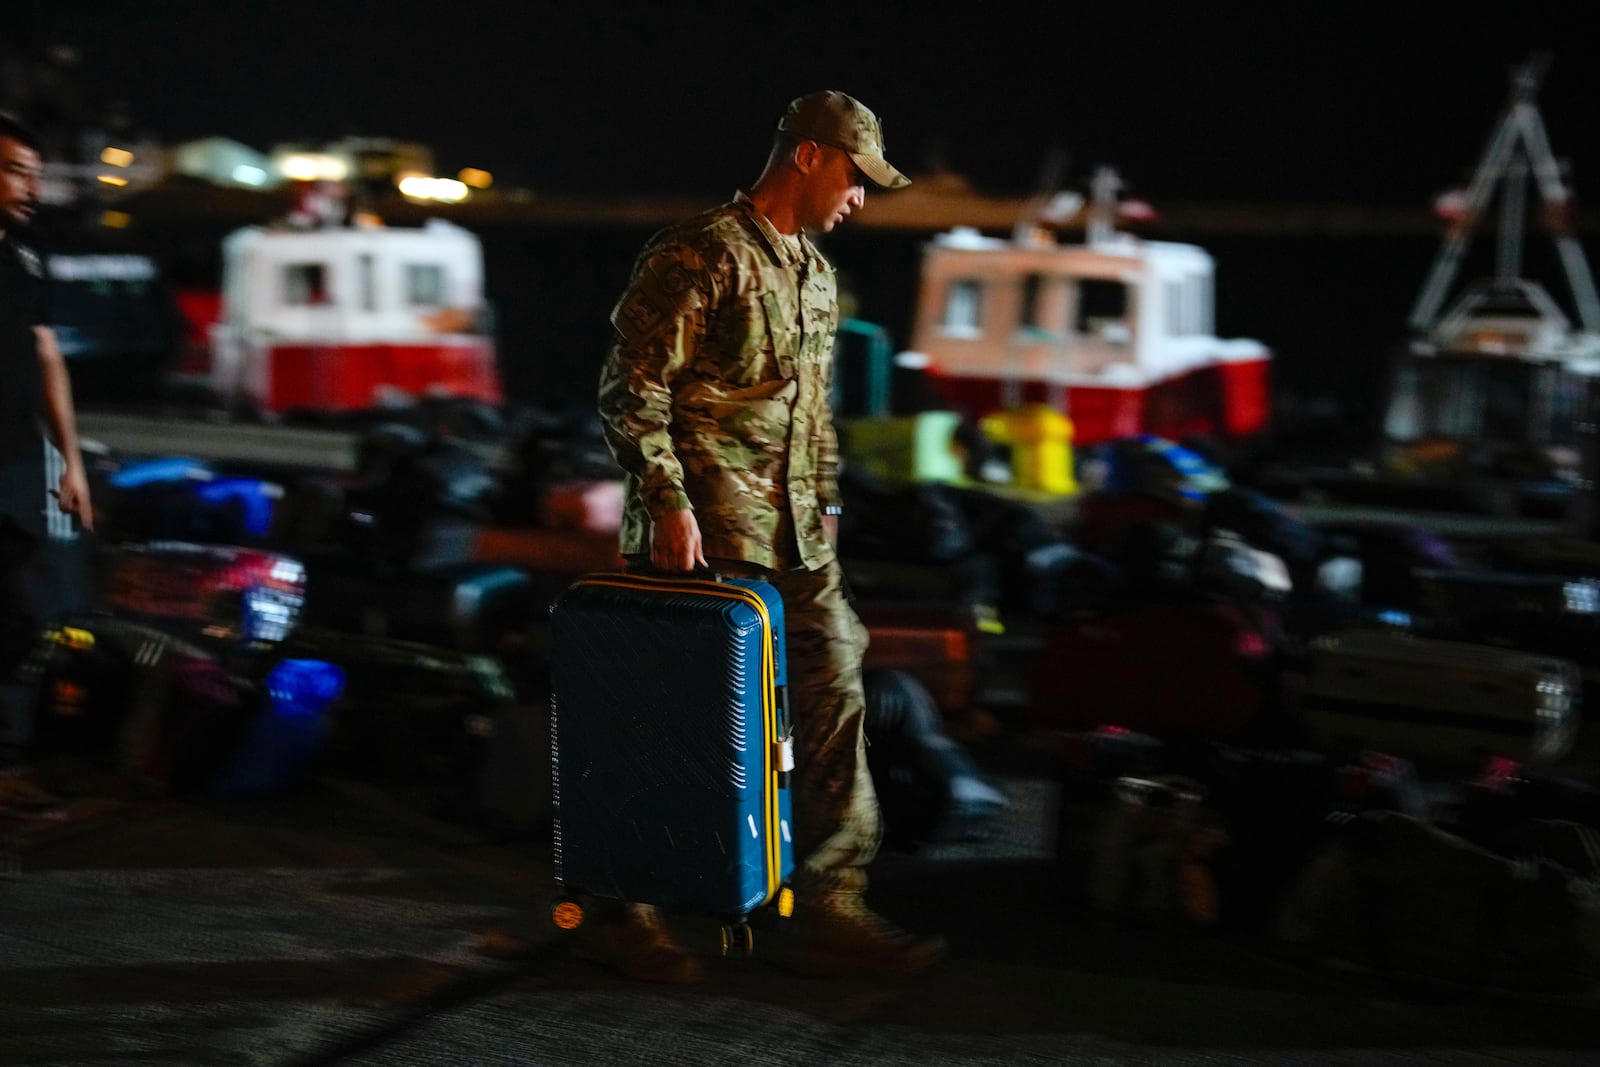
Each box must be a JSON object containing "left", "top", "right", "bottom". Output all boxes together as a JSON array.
[
  {"left": 1006, "top": 433, "right": 1600, "bottom": 997},
  {"left": 3, "top": 405, "right": 624, "bottom": 832}
]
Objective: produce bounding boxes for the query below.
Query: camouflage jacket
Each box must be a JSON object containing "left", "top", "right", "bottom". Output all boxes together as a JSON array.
[{"left": 598, "top": 193, "right": 842, "bottom": 571}]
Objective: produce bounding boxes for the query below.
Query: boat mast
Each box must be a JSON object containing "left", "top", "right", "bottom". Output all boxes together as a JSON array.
[
  {"left": 1086, "top": 165, "right": 1121, "bottom": 248},
  {"left": 1408, "top": 54, "right": 1600, "bottom": 336}
]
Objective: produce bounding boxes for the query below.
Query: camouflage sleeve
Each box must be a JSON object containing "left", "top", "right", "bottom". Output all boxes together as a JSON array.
[
  {"left": 597, "top": 244, "right": 708, "bottom": 518},
  {"left": 816, "top": 393, "right": 841, "bottom": 509}
]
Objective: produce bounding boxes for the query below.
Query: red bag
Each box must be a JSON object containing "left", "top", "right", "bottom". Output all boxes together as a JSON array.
[
  {"left": 1029, "top": 600, "right": 1278, "bottom": 736},
  {"left": 539, "top": 480, "right": 624, "bottom": 533}
]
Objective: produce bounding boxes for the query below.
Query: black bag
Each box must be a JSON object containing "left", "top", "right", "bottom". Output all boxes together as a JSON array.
[
  {"left": 494, "top": 407, "right": 622, "bottom": 524},
  {"left": 348, "top": 423, "right": 499, "bottom": 565},
  {"left": 21, "top": 618, "right": 186, "bottom": 761},
  {"left": 840, "top": 553, "right": 1001, "bottom": 607},
  {"left": 1313, "top": 521, "right": 1461, "bottom": 609},
  {"left": 1275, "top": 811, "right": 1600, "bottom": 996},
  {"left": 302, "top": 558, "right": 537, "bottom": 653},
  {"left": 838, "top": 469, "right": 975, "bottom": 564},
  {"left": 273, "top": 626, "right": 517, "bottom": 788},
  {"left": 949, "top": 487, "right": 1117, "bottom": 618},
  {"left": 1084, "top": 773, "right": 1229, "bottom": 928},
  {"left": 1201, "top": 486, "right": 1324, "bottom": 574},
  {"left": 122, "top": 644, "right": 257, "bottom": 797},
  {"left": 101, "top": 477, "right": 283, "bottom": 547},
  {"left": 863, "top": 667, "right": 1009, "bottom": 853},
  {"left": 471, "top": 702, "right": 553, "bottom": 834}
]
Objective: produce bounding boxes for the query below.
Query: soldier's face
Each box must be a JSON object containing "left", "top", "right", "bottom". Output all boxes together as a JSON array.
[
  {"left": 802, "top": 145, "right": 866, "bottom": 233},
  {"left": 0, "top": 137, "right": 42, "bottom": 231}
]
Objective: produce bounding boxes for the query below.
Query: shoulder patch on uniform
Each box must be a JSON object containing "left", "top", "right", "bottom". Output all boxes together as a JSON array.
[{"left": 616, "top": 287, "right": 667, "bottom": 339}]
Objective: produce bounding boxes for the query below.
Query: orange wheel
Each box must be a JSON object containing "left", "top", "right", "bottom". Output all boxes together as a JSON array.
[{"left": 550, "top": 898, "right": 585, "bottom": 931}]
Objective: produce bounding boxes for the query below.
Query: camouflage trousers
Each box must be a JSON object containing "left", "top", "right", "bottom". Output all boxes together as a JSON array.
[{"left": 763, "top": 558, "right": 881, "bottom": 901}]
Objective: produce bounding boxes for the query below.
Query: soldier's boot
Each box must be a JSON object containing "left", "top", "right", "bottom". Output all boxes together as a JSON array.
[
  {"left": 578, "top": 902, "right": 706, "bottom": 986},
  {"left": 776, "top": 895, "right": 948, "bottom": 978}
]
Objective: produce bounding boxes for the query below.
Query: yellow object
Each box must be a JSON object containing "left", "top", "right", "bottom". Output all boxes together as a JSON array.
[
  {"left": 51, "top": 627, "right": 96, "bottom": 651},
  {"left": 777, "top": 887, "right": 795, "bottom": 918},
  {"left": 980, "top": 405, "right": 1078, "bottom": 495}
]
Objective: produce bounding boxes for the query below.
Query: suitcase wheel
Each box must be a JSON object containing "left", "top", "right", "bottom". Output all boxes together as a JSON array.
[
  {"left": 550, "top": 897, "right": 586, "bottom": 932},
  {"left": 720, "top": 922, "right": 754, "bottom": 957}
]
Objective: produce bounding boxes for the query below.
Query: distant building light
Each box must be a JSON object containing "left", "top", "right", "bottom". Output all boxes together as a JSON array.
[
  {"left": 96, "top": 174, "right": 129, "bottom": 187},
  {"left": 458, "top": 167, "right": 492, "bottom": 190},
  {"left": 397, "top": 173, "right": 433, "bottom": 199},
  {"left": 47, "top": 254, "right": 157, "bottom": 281},
  {"left": 432, "top": 177, "right": 468, "bottom": 203},
  {"left": 100, "top": 146, "right": 135, "bottom": 167},
  {"left": 232, "top": 164, "right": 268, "bottom": 187},
  {"left": 397, "top": 174, "right": 469, "bottom": 203},
  {"left": 101, "top": 210, "right": 132, "bottom": 229},
  {"left": 280, "top": 153, "right": 348, "bottom": 182}
]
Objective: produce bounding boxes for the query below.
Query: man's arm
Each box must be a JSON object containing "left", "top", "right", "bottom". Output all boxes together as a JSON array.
[
  {"left": 817, "top": 313, "right": 843, "bottom": 547},
  {"left": 596, "top": 246, "right": 708, "bottom": 571},
  {"left": 34, "top": 325, "right": 94, "bottom": 531},
  {"left": 817, "top": 410, "right": 842, "bottom": 547}
]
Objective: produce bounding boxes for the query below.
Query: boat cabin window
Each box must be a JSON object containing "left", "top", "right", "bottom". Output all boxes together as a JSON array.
[
  {"left": 405, "top": 264, "right": 446, "bottom": 307},
  {"left": 941, "top": 279, "right": 984, "bottom": 338},
  {"left": 1386, "top": 358, "right": 1586, "bottom": 447},
  {"left": 1163, "top": 275, "right": 1213, "bottom": 336},
  {"left": 283, "top": 263, "right": 328, "bottom": 306},
  {"left": 1075, "top": 279, "right": 1129, "bottom": 343},
  {"left": 358, "top": 254, "right": 377, "bottom": 311},
  {"left": 1020, "top": 273, "right": 1044, "bottom": 331}
]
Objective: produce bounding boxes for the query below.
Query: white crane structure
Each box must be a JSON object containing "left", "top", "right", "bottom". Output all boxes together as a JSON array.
[{"left": 1407, "top": 54, "right": 1600, "bottom": 359}]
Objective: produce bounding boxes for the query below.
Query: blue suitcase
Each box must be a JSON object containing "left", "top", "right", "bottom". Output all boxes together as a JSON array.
[{"left": 549, "top": 570, "right": 794, "bottom": 951}]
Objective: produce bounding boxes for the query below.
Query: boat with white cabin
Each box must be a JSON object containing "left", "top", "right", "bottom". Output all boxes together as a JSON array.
[
  {"left": 195, "top": 191, "right": 502, "bottom": 419},
  {"left": 899, "top": 166, "right": 1272, "bottom": 448}
]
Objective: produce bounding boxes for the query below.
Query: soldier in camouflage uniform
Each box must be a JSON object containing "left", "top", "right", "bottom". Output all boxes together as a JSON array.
[{"left": 591, "top": 91, "right": 945, "bottom": 984}]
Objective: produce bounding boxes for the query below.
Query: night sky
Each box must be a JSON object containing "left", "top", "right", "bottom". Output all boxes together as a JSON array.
[
  {"left": 12, "top": 2, "right": 1600, "bottom": 424},
  {"left": 13, "top": 3, "right": 1600, "bottom": 208}
]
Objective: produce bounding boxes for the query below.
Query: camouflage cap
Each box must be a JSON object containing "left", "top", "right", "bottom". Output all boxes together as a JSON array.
[{"left": 778, "top": 91, "right": 911, "bottom": 191}]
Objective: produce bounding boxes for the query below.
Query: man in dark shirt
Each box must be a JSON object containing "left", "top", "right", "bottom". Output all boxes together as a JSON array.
[{"left": 1, "top": 112, "right": 94, "bottom": 701}]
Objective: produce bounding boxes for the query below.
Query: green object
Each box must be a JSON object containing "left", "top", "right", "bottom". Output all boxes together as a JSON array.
[
  {"left": 832, "top": 318, "right": 894, "bottom": 418},
  {"left": 840, "top": 411, "right": 965, "bottom": 484}
]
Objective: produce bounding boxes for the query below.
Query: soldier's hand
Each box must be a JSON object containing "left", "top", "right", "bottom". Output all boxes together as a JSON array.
[
  {"left": 53, "top": 464, "right": 95, "bottom": 532},
  {"left": 822, "top": 513, "right": 839, "bottom": 547},
  {"left": 651, "top": 508, "right": 706, "bottom": 572}
]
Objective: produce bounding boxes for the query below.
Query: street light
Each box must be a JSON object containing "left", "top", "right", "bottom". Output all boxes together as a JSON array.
[
  {"left": 397, "top": 174, "right": 469, "bottom": 203},
  {"left": 279, "top": 153, "right": 349, "bottom": 182}
]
